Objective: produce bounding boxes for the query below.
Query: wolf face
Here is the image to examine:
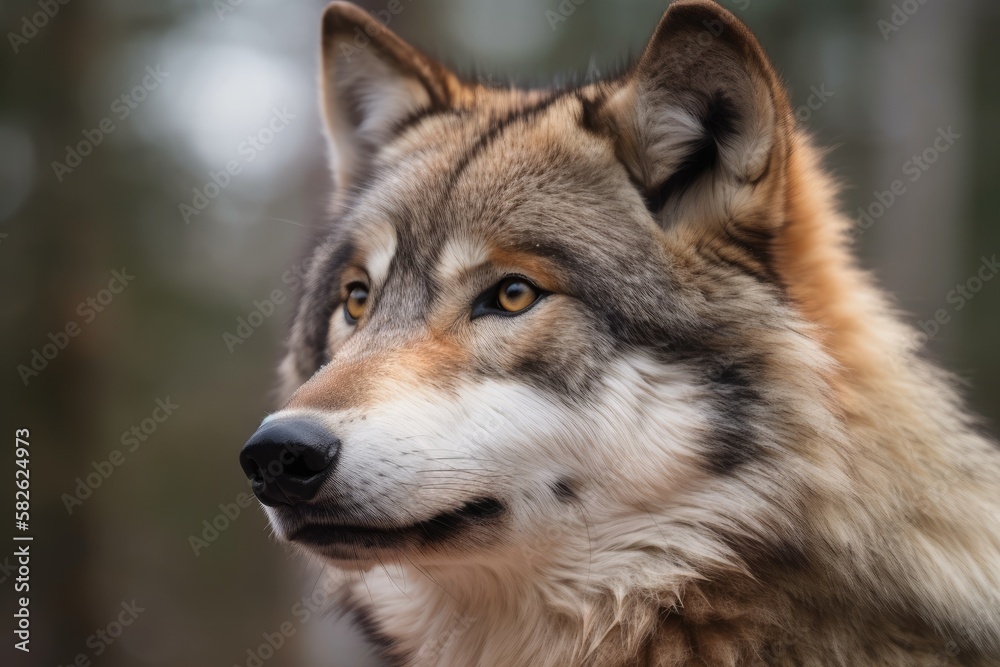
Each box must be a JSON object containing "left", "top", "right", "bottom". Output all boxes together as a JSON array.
[{"left": 240, "top": 2, "right": 1000, "bottom": 664}]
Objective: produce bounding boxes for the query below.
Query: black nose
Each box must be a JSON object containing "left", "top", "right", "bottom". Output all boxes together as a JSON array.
[{"left": 239, "top": 417, "right": 340, "bottom": 507}]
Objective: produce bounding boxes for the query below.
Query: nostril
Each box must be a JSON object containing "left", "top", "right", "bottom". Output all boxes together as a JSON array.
[
  {"left": 282, "top": 451, "right": 321, "bottom": 480},
  {"left": 297, "top": 441, "right": 340, "bottom": 475},
  {"left": 238, "top": 448, "right": 267, "bottom": 484}
]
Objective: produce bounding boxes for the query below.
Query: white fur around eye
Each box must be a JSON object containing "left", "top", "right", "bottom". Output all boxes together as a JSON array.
[
  {"left": 358, "top": 220, "right": 398, "bottom": 288},
  {"left": 436, "top": 235, "right": 489, "bottom": 284},
  {"left": 327, "top": 306, "right": 355, "bottom": 353}
]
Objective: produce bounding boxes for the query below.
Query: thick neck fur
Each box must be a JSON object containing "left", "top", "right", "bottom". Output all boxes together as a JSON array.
[{"left": 332, "top": 132, "right": 1000, "bottom": 666}]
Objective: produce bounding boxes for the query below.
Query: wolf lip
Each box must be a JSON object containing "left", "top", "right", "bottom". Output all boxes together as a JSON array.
[{"left": 287, "top": 497, "right": 505, "bottom": 552}]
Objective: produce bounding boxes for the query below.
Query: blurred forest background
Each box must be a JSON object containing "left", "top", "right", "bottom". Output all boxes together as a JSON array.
[{"left": 1, "top": 0, "right": 998, "bottom": 665}]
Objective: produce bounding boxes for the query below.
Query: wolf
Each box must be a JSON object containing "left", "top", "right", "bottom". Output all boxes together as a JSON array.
[{"left": 238, "top": 1, "right": 1000, "bottom": 664}]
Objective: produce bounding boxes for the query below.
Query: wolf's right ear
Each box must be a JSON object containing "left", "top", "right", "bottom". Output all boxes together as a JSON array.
[
  {"left": 598, "top": 0, "right": 793, "bottom": 240},
  {"left": 321, "top": 2, "right": 459, "bottom": 190}
]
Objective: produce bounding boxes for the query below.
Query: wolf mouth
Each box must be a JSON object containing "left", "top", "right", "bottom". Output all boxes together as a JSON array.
[{"left": 287, "top": 497, "right": 505, "bottom": 552}]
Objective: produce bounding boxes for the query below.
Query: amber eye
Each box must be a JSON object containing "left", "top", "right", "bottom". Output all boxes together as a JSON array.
[
  {"left": 470, "top": 276, "right": 546, "bottom": 320},
  {"left": 496, "top": 278, "right": 539, "bottom": 313},
  {"left": 344, "top": 284, "right": 368, "bottom": 323}
]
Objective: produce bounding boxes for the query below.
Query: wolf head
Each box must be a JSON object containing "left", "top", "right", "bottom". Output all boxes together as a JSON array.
[
  {"left": 238, "top": 2, "right": 1000, "bottom": 662},
  {"left": 237, "top": 0, "right": 842, "bottom": 573}
]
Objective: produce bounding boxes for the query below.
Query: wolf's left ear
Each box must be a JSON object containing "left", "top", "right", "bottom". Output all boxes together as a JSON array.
[
  {"left": 601, "top": 0, "right": 792, "bottom": 237},
  {"left": 320, "top": 2, "right": 459, "bottom": 189}
]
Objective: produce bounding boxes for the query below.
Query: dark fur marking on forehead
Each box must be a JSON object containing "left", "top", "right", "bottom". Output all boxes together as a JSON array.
[
  {"left": 445, "top": 92, "right": 572, "bottom": 190},
  {"left": 390, "top": 104, "right": 466, "bottom": 140},
  {"left": 390, "top": 105, "right": 444, "bottom": 138},
  {"left": 359, "top": 239, "right": 435, "bottom": 333}
]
